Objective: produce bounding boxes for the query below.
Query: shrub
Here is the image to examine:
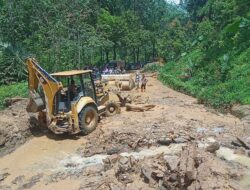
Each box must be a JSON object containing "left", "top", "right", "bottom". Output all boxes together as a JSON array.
[
  {"left": 159, "top": 47, "right": 250, "bottom": 109},
  {"left": 142, "top": 63, "right": 163, "bottom": 73},
  {"left": 0, "top": 82, "right": 28, "bottom": 109}
]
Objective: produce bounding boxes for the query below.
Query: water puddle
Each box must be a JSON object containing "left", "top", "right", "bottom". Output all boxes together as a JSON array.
[{"left": 58, "top": 154, "right": 107, "bottom": 172}]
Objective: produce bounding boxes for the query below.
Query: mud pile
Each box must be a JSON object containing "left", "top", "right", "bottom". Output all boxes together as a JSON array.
[{"left": 0, "top": 99, "right": 37, "bottom": 156}]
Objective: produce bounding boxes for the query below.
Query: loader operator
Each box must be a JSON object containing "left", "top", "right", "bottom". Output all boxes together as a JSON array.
[{"left": 69, "top": 79, "right": 77, "bottom": 100}]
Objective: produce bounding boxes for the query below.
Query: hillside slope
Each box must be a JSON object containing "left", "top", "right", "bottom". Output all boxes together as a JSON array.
[{"left": 159, "top": 0, "right": 250, "bottom": 108}]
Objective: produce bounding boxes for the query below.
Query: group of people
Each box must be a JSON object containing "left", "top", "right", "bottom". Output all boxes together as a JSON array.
[
  {"left": 135, "top": 72, "right": 148, "bottom": 92},
  {"left": 102, "top": 67, "right": 126, "bottom": 75}
]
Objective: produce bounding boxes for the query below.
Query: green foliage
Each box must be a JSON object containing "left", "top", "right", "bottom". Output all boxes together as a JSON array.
[
  {"left": 0, "top": 82, "right": 27, "bottom": 109},
  {"left": 142, "top": 63, "right": 162, "bottom": 73},
  {"left": 157, "top": 0, "right": 250, "bottom": 108},
  {"left": 160, "top": 47, "right": 250, "bottom": 108},
  {"left": 0, "top": 0, "right": 184, "bottom": 85}
]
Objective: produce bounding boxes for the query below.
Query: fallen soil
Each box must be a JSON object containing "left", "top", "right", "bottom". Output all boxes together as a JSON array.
[
  {"left": 0, "top": 75, "right": 250, "bottom": 190},
  {"left": 0, "top": 99, "right": 40, "bottom": 157}
]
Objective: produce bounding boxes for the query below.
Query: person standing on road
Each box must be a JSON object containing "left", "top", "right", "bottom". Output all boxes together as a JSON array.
[
  {"left": 135, "top": 71, "right": 141, "bottom": 91},
  {"left": 141, "top": 74, "right": 148, "bottom": 92}
]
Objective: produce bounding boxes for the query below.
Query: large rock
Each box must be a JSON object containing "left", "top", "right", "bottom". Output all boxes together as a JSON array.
[
  {"left": 152, "top": 170, "right": 164, "bottom": 179},
  {"left": 117, "top": 174, "right": 133, "bottom": 184},
  {"left": 206, "top": 142, "right": 220, "bottom": 153},
  {"left": 164, "top": 155, "right": 180, "bottom": 171},
  {"left": 141, "top": 165, "right": 154, "bottom": 183},
  {"left": 173, "top": 137, "right": 188, "bottom": 144},
  {"left": 157, "top": 137, "right": 172, "bottom": 146}
]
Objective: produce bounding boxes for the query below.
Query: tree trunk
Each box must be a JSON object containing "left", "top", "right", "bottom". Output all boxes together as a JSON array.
[
  {"left": 78, "top": 31, "right": 81, "bottom": 69},
  {"left": 106, "top": 51, "right": 109, "bottom": 63},
  {"left": 100, "top": 48, "right": 104, "bottom": 64},
  {"left": 113, "top": 46, "right": 116, "bottom": 60},
  {"left": 133, "top": 48, "right": 136, "bottom": 64},
  {"left": 126, "top": 104, "right": 156, "bottom": 112},
  {"left": 152, "top": 42, "right": 156, "bottom": 60},
  {"left": 78, "top": 48, "right": 81, "bottom": 69},
  {"left": 136, "top": 47, "right": 140, "bottom": 64},
  {"left": 82, "top": 48, "right": 85, "bottom": 69}
]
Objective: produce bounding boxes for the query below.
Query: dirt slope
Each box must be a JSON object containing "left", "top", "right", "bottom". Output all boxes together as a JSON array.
[
  {"left": 0, "top": 99, "right": 39, "bottom": 157},
  {"left": 0, "top": 76, "right": 250, "bottom": 190}
]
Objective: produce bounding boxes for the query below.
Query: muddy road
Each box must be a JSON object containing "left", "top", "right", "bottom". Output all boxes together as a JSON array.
[{"left": 0, "top": 76, "right": 250, "bottom": 190}]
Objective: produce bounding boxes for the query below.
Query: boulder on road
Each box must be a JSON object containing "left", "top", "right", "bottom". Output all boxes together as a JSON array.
[
  {"left": 164, "top": 155, "right": 180, "bottom": 171},
  {"left": 141, "top": 165, "right": 154, "bottom": 183},
  {"left": 206, "top": 142, "right": 220, "bottom": 153},
  {"left": 157, "top": 137, "right": 172, "bottom": 146},
  {"left": 173, "top": 137, "right": 187, "bottom": 144}
]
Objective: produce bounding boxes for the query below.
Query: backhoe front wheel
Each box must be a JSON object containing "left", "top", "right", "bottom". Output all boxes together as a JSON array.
[{"left": 79, "top": 105, "right": 98, "bottom": 135}]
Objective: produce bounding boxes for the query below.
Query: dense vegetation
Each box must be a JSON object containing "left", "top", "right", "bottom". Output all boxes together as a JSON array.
[
  {"left": 0, "top": 0, "right": 249, "bottom": 109},
  {"left": 0, "top": 0, "right": 184, "bottom": 84},
  {"left": 159, "top": 0, "right": 250, "bottom": 108}
]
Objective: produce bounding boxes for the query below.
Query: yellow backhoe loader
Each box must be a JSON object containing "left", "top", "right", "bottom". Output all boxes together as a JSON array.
[{"left": 26, "top": 58, "right": 120, "bottom": 134}]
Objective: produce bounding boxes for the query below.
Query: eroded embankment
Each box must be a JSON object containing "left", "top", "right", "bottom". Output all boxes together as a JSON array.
[{"left": 0, "top": 99, "right": 39, "bottom": 157}]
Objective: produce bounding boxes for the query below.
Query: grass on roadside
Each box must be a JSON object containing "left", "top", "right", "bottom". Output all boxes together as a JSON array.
[
  {"left": 0, "top": 82, "right": 28, "bottom": 109},
  {"left": 158, "top": 48, "right": 250, "bottom": 109}
]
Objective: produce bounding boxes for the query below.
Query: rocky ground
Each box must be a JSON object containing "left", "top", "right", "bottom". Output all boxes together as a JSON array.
[{"left": 0, "top": 75, "right": 250, "bottom": 190}]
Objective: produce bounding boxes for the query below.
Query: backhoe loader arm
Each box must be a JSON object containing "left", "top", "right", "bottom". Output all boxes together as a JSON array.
[
  {"left": 26, "top": 58, "right": 63, "bottom": 118},
  {"left": 26, "top": 58, "right": 58, "bottom": 91}
]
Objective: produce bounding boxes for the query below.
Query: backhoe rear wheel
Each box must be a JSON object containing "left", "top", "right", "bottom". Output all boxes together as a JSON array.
[
  {"left": 79, "top": 105, "right": 98, "bottom": 135},
  {"left": 105, "top": 101, "right": 121, "bottom": 116}
]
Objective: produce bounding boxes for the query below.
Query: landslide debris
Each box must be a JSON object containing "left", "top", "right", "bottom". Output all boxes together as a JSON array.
[
  {"left": 100, "top": 144, "right": 243, "bottom": 190},
  {"left": 78, "top": 130, "right": 153, "bottom": 157},
  {"left": 0, "top": 77, "right": 249, "bottom": 190},
  {"left": 0, "top": 99, "right": 38, "bottom": 157}
]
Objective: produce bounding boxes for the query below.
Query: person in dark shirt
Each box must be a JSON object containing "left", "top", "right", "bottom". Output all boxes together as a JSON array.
[
  {"left": 69, "top": 80, "right": 77, "bottom": 100},
  {"left": 141, "top": 74, "right": 148, "bottom": 92}
]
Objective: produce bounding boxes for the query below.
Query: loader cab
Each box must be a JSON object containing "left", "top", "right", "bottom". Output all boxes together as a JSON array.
[{"left": 51, "top": 70, "right": 97, "bottom": 113}]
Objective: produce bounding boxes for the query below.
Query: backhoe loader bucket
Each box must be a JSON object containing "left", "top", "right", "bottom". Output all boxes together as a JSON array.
[{"left": 26, "top": 96, "right": 45, "bottom": 113}]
